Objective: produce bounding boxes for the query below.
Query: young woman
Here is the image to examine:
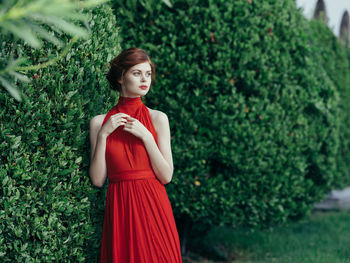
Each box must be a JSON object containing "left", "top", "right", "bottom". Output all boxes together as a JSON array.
[{"left": 89, "top": 47, "right": 182, "bottom": 262}]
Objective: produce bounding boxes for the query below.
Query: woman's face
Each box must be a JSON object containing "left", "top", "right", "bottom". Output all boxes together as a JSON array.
[{"left": 119, "top": 62, "right": 152, "bottom": 97}]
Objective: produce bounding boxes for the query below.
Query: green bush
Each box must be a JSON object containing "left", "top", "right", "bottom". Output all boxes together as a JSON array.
[
  {"left": 308, "top": 19, "right": 350, "bottom": 188},
  {"left": 0, "top": 4, "right": 120, "bottom": 262},
  {"left": 112, "top": 0, "right": 345, "bottom": 231}
]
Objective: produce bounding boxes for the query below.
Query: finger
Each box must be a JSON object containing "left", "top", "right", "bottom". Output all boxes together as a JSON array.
[
  {"left": 115, "top": 113, "right": 129, "bottom": 119},
  {"left": 119, "top": 120, "right": 126, "bottom": 126},
  {"left": 119, "top": 117, "right": 128, "bottom": 123},
  {"left": 122, "top": 113, "right": 131, "bottom": 118}
]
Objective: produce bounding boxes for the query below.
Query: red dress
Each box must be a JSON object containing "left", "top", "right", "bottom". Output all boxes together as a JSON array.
[{"left": 99, "top": 96, "right": 182, "bottom": 263}]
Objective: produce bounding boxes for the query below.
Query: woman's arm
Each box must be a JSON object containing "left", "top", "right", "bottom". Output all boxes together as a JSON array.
[
  {"left": 142, "top": 111, "right": 174, "bottom": 185},
  {"left": 89, "top": 115, "right": 108, "bottom": 187}
]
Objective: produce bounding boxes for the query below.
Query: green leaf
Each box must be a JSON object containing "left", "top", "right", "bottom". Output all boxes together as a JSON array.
[
  {"left": 31, "top": 14, "right": 89, "bottom": 38},
  {"left": 0, "top": 76, "right": 22, "bottom": 101},
  {"left": 29, "top": 23, "right": 64, "bottom": 47},
  {"left": 8, "top": 71, "right": 31, "bottom": 83},
  {"left": 2, "top": 21, "right": 41, "bottom": 48},
  {"left": 161, "top": 0, "right": 173, "bottom": 8}
]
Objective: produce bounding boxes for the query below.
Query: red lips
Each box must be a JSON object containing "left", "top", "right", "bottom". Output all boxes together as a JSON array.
[{"left": 139, "top": 85, "right": 148, "bottom": 90}]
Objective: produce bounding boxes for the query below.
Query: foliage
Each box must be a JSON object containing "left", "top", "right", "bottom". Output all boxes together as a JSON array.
[
  {"left": 0, "top": 0, "right": 108, "bottom": 101},
  {"left": 112, "top": 0, "right": 346, "bottom": 231},
  {"left": 308, "top": 19, "right": 350, "bottom": 188},
  {"left": 0, "top": 4, "right": 120, "bottom": 262}
]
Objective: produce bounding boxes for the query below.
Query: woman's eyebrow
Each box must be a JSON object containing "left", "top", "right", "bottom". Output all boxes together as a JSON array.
[{"left": 132, "top": 69, "right": 152, "bottom": 72}]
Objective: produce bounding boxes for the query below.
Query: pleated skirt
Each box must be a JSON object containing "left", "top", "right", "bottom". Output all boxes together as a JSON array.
[{"left": 100, "top": 170, "right": 182, "bottom": 263}]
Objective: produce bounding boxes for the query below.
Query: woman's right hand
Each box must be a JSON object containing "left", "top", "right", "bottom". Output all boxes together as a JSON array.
[{"left": 99, "top": 113, "right": 129, "bottom": 137}]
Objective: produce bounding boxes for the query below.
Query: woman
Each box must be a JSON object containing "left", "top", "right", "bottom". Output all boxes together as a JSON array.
[{"left": 89, "top": 47, "right": 182, "bottom": 262}]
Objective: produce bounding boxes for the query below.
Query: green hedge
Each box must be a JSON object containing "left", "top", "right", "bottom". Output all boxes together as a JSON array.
[
  {"left": 308, "top": 19, "right": 350, "bottom": 188},
  {"left": 112, "top": 0, "right": 346, "bottom": 231},
  {"left": 0, "top": 4, "right": 120, "bottom": 262}
]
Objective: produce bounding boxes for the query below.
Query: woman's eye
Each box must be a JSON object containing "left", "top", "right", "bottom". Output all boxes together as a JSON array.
[{"left": 133, "top": 72, "right": 151, "bottom": 77}]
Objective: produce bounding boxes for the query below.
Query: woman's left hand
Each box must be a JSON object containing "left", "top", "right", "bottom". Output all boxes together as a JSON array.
[{"left": 123, "top": 116, "right": 152, "bottom": 141}]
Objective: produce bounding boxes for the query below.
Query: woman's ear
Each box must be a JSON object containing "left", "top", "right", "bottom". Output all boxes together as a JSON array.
[{"left": 118, "top": 70, "right": 125, "bottom": 85}]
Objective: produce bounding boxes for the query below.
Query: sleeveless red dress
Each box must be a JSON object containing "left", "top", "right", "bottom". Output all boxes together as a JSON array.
[{"left": 99, "top": 96, "right": 182, "bottom": 263}]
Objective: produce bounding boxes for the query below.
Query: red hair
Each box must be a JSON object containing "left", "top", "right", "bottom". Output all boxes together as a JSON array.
[{"left": 106, "top": 47, "right": 156, "bottom": 92}]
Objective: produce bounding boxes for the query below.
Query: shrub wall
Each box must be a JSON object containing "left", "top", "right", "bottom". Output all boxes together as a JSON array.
[
  {"left": 0, "top": 4, "right": 120, "bottom": 262},
  {"left": 308, "top": 19, "right": 350, "bottom": 188},
  {"left": 112, "top": 0, "right": 345, "bottom": 230}
]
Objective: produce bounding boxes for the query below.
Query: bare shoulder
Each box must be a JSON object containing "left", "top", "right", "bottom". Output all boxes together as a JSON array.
[
  {"left": 146, "top": 107, "right": 169, "bottom": 131},
  {"left": 89, "top": 114, "right": 107, "bottom": 131}
]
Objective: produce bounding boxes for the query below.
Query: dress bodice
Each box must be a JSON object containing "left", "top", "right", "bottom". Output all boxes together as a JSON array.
[{"left": 101, "top": 96, "right": 158, "bottom": 177}]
